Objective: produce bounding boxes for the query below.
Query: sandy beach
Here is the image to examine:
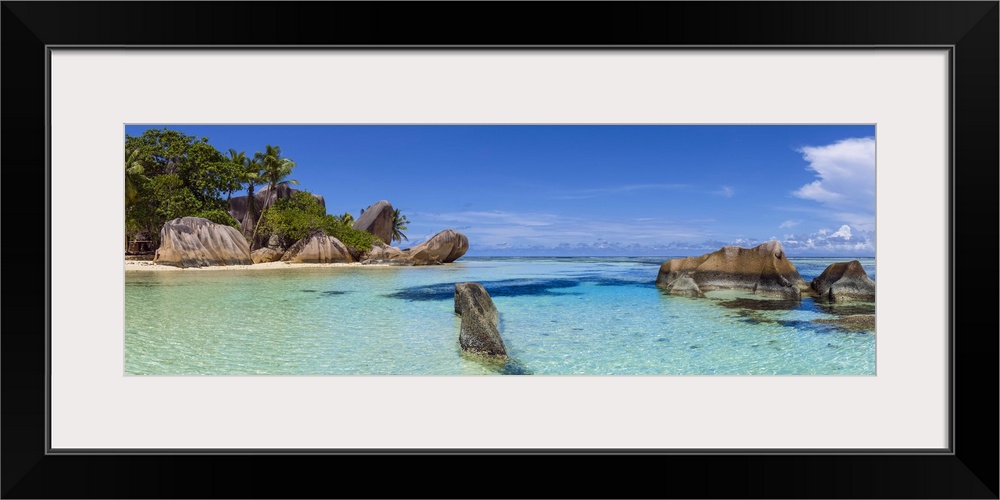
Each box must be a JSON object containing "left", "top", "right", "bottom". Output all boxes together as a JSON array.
[{"left": 125, "top": 260, "right": 393, "bottom": 272}]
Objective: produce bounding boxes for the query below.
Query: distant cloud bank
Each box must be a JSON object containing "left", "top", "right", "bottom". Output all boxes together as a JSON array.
[{"left": 463, "top": 224, "right": 874, "bottom": 258}]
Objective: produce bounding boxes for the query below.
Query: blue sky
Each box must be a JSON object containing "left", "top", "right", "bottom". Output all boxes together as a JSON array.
[{"left": 125, "top": 125, "right": 875, "bottom": 257}]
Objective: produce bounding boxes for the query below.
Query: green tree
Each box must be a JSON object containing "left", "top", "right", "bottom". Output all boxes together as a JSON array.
[
  {"left": 251, "top": 144, "right": 298, "bottom": 245},
  {"left": 124, "top": 128, "right": 236, "bottom": 248},
  {"left": 227, "top": 149, "right": 264, "bottom": 238},
  {"left": 178, "top": 142, "right": 237, "bottom": 209},
  {"left": 151, "top": 174, "right": 202, "bottom": 221},
  {"left": 125, "top": 146, "right": 147, "bottom": 209},
  {"left": 338, "top": 212, "right": 355, "bottom": 226},
  {"left": 390, "top": 208, "right": 410, "bottom": 244},
  {"left": 218, "top": 149, "right": 249, "bottom": 203},
  {"left": 125, "top": 128, "right": 193, "bottom": 176}
]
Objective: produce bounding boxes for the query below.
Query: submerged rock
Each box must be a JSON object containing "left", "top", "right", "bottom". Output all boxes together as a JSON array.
[
  {"left": 665, "top": 275, "right": 705, "bottom": 297},
  {"left": 655, "top": 241, "right": 807, "bottom": 299},
  {"left": 153, "top": 217, "right": 252, "bottom": 268},
  {"left": 454, "top": 282, "right": 507, "bottom": 359},
  {"left": 814, "top": 314, "right": 876, "bottom": 331},
  {"left": 811, "top": 260, "right": 876, "bottom": 302},
  {"left": 280, "top": 231, "right": 354, "bottom": 263},
  {"left": 352, "top": 200, "right": 395, "bottom": 244}
]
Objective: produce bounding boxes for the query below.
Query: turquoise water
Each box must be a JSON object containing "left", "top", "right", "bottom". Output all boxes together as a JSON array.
[{"left": 124, "top": 257, "right": 875, "bottom": 375}]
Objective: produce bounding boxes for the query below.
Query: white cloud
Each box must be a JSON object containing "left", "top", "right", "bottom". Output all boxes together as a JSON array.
[
  {"left": 793, "top": 137, "right": 875, "bottom": 231},
  {"left": 829, "top": 224, "right": 852, "bottom": 240},
  {"left": 779, "top": 220, "right": 800, "bottom": 229},
  {"left": 714, "top": 185, "right": 735, "bottom": 198}
]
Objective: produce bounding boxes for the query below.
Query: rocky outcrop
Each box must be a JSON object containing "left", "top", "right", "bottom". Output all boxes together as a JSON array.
[
  {"left": 362, "top": 242, "right": 412, "bottom": 265},
  {"left": 228, "top": 185, "right": 326, "bottom": 225},
  {"left": 250, "top": 235, "right": 287, "bottom": 263},
  {"left": 656, "top": 241, "right": 808, "bottom": 299},
  {"left": 280, "top": 231, "right": 354, "bottom": 263},
  {"left": 251, "top": 247, "right": 284, "bottom": 264},
  {"left": 153, "top": 217, "right": 252, "bottom": 268},
  {"left": 810, "top": 260, "right": 876, "bottom": 302},
  {"left": 361, "top": 229, "right": 469, "bottom": 265},
  {"left": 454, "top": 282, "right": 507, "bottom": 359},
  {"left": 352, "top": 200, "right": 395, "bottom": 244},
  {"left": 656, "top": 255, "right": 709, "bottom": 296}
]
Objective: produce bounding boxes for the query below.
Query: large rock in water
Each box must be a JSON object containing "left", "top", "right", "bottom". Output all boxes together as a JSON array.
[
  {"left": 361, "top": 229, "right": 469, "bottom": 265},
  {"left": 454, "top": 282, "right": 507, "bottom": 359},
  {"left": 408, "top": 229, "right": 469, "bottom": 264},
  {"left": 280, "top": 231, "right": 354, "bottom": 263},
  {"left": 656, "top": 241, "right": 807, "bottom": 299},
  {"left": 352, "top": 200, "right": 395, "bottom": 244},
  {"left": 153, "top": 217, "right": 252, "bottom": 268},
  {"left": 811, "top": 260, "right": 876, "bottom": 302}
]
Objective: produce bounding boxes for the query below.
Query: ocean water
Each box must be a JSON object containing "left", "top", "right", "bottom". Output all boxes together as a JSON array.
[{"left": 124, "top": 257, "right": 875, "bottom": 375}]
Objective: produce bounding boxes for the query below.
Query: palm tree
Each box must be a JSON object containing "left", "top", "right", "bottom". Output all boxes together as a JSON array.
[
  {"left": 390, "top": 208, "right": 409, "bottom": 244},
  {"left": 125, "top": 147, "right": 148, "bottom": 252},
  {"left": 338, "top": 212, "right": 355, "bottom": 226},
  {"left": 251, "top": 144, "right": 298, "bottom": 244},
  {"left": 125, "top": 147, "right": 146, "bottom": 209},
  {"left": 230, "top": 149, "right": 264, "bottom": 238},
  {"left": 225, "top": 149, "right": 247, "bottom": 202}
]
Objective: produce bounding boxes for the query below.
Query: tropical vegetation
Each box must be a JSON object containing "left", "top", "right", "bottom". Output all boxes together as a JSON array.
[
  {"left": 124, "top": 129, "right": 241, "bottom": 249},
  {"left": 256, "top": 192, "right": 381, "bottom": 252},
  {"left": 390, "top": 208, "right": 410, "bottom": 244},
  {"left": 124, "top": 127, "right": 394, "bottom": 258}
]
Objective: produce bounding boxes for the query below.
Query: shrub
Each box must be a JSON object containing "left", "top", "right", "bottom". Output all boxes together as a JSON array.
[
  {"left": 194, "top": 209, "right": 239, "bottom": 229},
  {"left": 257, "top": 191, "right": 381, "bottom": 252},
  {"left": 323, "top": 216, "right": 381, "bottom": 252}
]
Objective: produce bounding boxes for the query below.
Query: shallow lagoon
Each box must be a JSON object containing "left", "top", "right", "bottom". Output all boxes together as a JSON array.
[{"left": 125, "top": 257, "right": 875, "bottom": 375}]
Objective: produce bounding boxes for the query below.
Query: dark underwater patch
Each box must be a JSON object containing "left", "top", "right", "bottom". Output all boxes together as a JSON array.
[
  {"left": 776, "top": 319, "right": 823, "bottom": 330},
  {"left": 813, "top": 302, "right": 876, "bottom": 315},
  {"left": 717, "top": 297, "right": 804, "bottom": 312},
  {"left": 302, "top": 289, "right": 348, "bottom": 296},
  {"left": 566, "top": 272, "right": 659, "bottom": 288},
  {"left": 384, "top": 277, "right": 582, "bottom": 301},
  {"left": 126, "top": 281, "right": 194, "bottom": 287},
  {"left": 501, "top": 359, "right": 533, "bottom": 375},
  {"left": 735, "top": 313, "right": 860, "bottom": 335}
]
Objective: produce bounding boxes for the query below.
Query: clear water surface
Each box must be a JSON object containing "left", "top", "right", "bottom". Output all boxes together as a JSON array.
[{"left": 125, "top": 257, "right": 875, "bottom": 375}]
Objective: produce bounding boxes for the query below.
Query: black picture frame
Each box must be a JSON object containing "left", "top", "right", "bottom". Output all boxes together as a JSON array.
[{"left": 3, "top": 2, "right": 996, "bottom": 498}]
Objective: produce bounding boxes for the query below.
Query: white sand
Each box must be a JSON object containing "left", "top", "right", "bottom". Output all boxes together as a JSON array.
[{"left": 124, "top": 260, "right": 392, "bottom": 272}]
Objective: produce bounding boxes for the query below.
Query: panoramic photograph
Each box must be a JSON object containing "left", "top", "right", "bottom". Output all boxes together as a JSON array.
[{"left": 124, "top": 125, "right": 876, "bottom": 375}]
